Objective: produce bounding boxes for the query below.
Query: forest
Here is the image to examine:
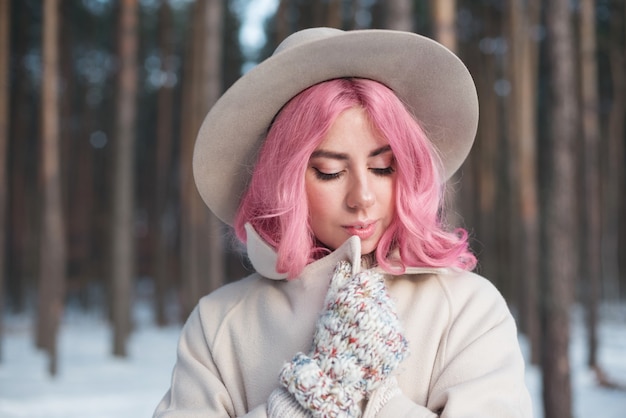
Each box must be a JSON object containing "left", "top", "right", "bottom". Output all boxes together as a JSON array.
[{"left": 0, "top": 1, "right": 625, "bottom": 418}]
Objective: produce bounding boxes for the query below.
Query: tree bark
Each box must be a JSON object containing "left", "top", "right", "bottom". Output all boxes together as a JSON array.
[
  {"left": 471, "top": 3, "right": 500, "bottom": 289},
  {"left": 153, "top": 0, "right": 175, "bottom": 327},
  {"left": 326, "top": 0, "right": 341, "bottom": 28},
  {"left": 604, "top": 0, "right": 625, "bottom": 302},
  {"left": 275, "top": 0, "right": 290, "bottom": 43},
  {"left": 60, "top": 2, "right": 96, "bottom": 307},
  {"left": 508, "top": 0, "right": 541, "bottom": 365},
  {"left": 0, "top": 0, "right": 10, "bottom": 363},
  {"left": 578, "top": 0, "right": 602, "bottom": 370},
  {"left": 542, "top": 0, "right": 577, "bottom": 417},
  {"left": 387, "top": 0, "right": 413, "bottom": 32},
  {"left": 37, "top": 0, "right": 66, "bottom": 376},
  {"left": 429, "top": 0, "right": 468, "bottom": 237},
  {"left": 8, "top": 0, "right": 38, "bottom": 314},
  {"left": 429, "top": 0, "right": 456, "bottom": 50},
  {"left": 179, "top": 1, "right": 199, "bottom": 321},
  {"left": 179, "top": 0, "right": 225, "bottom": 319},
  {"left": 201, "top": 0, "right": 226, "bottom": 298},
  {"left": 112, "top": 0, "right": 139, "bottom": 357}
]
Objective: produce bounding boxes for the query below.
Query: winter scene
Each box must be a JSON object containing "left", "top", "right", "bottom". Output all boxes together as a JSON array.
[{"left": 2, "top": 1, "right": 625, "bottom": 418}]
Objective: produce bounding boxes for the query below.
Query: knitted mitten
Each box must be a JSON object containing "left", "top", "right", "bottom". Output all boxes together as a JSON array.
[{"left": 278, "top": 261, "right": 409, "bottom": 418}]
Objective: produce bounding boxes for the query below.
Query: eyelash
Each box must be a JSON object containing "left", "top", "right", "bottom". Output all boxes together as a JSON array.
[
  {"left": 313, "top": 169, "right": 341, "bottom": 181},
  {"left": 313, "top": 166, "right": 395, "bottom": 181},
  {"left": 372, "top": 167, "right": 396, "bottom": 176}
]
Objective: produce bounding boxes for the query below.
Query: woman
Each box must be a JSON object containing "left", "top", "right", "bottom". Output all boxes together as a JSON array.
[{"left": 155, "top": 28, "right": 533, "bottom": 417}]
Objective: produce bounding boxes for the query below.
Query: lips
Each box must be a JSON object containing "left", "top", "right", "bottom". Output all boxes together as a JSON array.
[{"left": 343, "top": 221, "right": 377, "bottom": 240}]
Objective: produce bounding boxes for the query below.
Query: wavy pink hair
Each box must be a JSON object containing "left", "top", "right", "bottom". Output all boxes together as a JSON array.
[{"left": 234, "top": 78, "right": 476, "bottom": 279}]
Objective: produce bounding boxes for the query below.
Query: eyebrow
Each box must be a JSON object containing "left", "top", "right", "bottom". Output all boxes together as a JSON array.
[{"left": 310, "top": 145, "right": 392, "bottom": 160}]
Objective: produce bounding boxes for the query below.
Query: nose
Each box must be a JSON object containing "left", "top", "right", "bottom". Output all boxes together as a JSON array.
[{"left": 346, "top": 176, "right": 375, "bottom": 210}]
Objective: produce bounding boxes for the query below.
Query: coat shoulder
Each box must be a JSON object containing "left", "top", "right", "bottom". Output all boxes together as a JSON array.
[{"left": 430, "top": 269, "right": 511, "bottom": 321}]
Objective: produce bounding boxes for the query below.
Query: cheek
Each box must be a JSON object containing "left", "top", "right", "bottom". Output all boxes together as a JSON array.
[
  {"left": 306, "top": 181, "right": 338, "bottom": 222},
  {"left": 375, "top": 177, "right": 396, "bottom": 213}
]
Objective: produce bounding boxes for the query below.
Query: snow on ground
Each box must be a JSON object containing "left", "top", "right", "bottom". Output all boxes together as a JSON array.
[
  {"left": 0, "top": 302, "right": 625, "bottom": 418},
  {"left": 522, "top": 304, "right": 626, "bottom": 418}
]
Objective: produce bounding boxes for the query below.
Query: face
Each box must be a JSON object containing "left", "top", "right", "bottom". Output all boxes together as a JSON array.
[{"left": 305, "top": 107, "right": 396, "bottom": 255}]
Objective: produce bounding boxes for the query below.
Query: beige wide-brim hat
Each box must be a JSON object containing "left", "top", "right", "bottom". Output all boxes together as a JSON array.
[{"left": 193, "top": 27, "right": 479, "bottom": 225}]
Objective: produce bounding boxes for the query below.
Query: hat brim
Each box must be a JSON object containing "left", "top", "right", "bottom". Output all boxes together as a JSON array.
[{"left": 193, "top": 29, "right": 479, "bottom": 225}]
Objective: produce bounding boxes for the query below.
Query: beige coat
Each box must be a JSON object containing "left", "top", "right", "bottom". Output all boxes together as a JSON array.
[{"left": 154, "top": 225, "right": 533, "bottom": 417}]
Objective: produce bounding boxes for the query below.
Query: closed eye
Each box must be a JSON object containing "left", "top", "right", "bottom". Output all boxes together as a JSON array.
[
  {"left": 371, "top": 166, "right": 395, "bottom": 176},
  {"left": 313, "top": 167, "right": 342, "bottom": 181}
]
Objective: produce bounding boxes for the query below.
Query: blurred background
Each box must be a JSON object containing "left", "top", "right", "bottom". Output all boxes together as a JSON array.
[{"left": 0, "top": 1, "right": 625, "bottom": 417}]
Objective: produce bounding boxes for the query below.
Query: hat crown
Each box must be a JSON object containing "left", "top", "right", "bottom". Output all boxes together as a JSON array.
[{"left": 274, "top": 27, "right": 344, "bottom": 55}]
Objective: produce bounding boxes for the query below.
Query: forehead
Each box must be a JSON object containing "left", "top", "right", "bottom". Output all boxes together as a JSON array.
[{"left": 315, "top": 107, "right": 389, "bottom": 152}]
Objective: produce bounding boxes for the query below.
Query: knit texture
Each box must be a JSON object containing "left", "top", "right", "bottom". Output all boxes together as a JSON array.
[
  {"left": 279, "top": 261, "right": 409, "bottom": 418},
  {"left": 267, "top": 387, "right": 313, "bottom": 417}
]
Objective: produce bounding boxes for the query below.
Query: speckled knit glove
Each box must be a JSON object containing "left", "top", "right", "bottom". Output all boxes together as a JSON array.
[{"left": 278, "top": 261, "right": 409, "bottom": 418}]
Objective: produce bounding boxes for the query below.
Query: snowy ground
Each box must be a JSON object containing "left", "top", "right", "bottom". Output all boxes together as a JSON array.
[{"left": 1, "top": 301, "right": 625, "bottom": 418}]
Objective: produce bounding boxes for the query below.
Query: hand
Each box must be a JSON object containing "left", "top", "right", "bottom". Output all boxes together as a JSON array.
[{"left": 279, "top": 261, "right": 409, "bottom": 417}]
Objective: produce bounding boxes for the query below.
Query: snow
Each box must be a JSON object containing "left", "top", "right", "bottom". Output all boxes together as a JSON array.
[{"left": 1, "top": 302, "right": 625, "bottom": 418}]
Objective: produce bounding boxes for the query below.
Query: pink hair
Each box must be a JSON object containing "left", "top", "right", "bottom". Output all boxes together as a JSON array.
[{"left": 234, "top": 78, "right": 476, "bottom": 278}]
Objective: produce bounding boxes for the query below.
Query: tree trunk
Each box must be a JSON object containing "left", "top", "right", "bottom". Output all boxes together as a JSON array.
[
  {"left": 471, "top": 3, "right": 500, "bottom": 290},
  {"left": 542, "top": 1, "right": 577, "bottom": 417},
  {"left": 429, "top": 0, "right": 468, "bottom": 236},
  {"left": 620, "top": 1, "right": 626, "bottom": 299},
  {"left": 326, "top": 0, "right": 341, "bottom": 28},
  {"left": 603, "top": 0, "right": 625, "bottom": 303},
  {"left": 112, "top": 0, "right": 139, "bottom": 357},
  {"left": 198, "top": 0, "right": 225, "bottom": 298},
  {"left": 508, "top": 0, "right": 541, "bottom": 365},
  {"left": 179, "top": 0, "right": 225, "bottom": 319},
  {"left": 578, "top": 0, "right": 602, "bottom": 370},
  {"left": 275, "top": 0, "right": 290, "bottom": 43},
  {"left": 60, "top": 2, "right": 96, "bottom": 307},
  {"left": 386, "top": 0, "right": 413, "bottom": 32},
  {"left": 179, "top": 1, "right": 199, "bottom": 321},
  {"left": 8, "top": 1, "right": 38, "bottom": 314},
  {"left": 429, "top": 0, "right": 456, "bottom": 50},
  {"left": 153, "top": 0, "right": 175, "bottom": 327},
  {"left": 0, "top": 0, "right": 10, "bottom": 363},
  {"left": 37, "top": 0, "right": 66, "bottom": 376}
]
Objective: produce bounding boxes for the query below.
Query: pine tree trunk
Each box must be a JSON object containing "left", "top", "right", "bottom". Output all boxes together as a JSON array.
[
  {"left": 542, "top": 1, "right": 577, "bottom": 417},
  {"left": 37, "top": 0, "right": 65, "bottom": 376},
  {"left": 509, "top": 0, "right": 541, "bottom": 365},
  {"left": 112, "top": 0, "right": 138, "bottom": 357},
  {"left": 180, "top": 0, "right": 204, "bottom": 320},
  {"left": 199, "top": 0, "right": 225, "bottom": 297},
  {"left": 429, "top": 0, "right": 470, "bottom": 238},
  {"left": 275, "top": 0, "right": 290, "bottom": 42},
  {"left": 153, "top": 1, "right": 175, "bottom": 327},
  {"left": 179, "top": 1, "right": 198, "bottom": 321},
  {"left": 429, "top": 0, "right": 456, "bottom": 50},
  {"left": 0, "top": 0, "right": 10, "bottom": 363},
  {"left": 604, "top": 0, "right": 625, "bottom": 302},
  {"left": 472, "top": 4, "right": 500, "bottom": 289},
  {"left": 621, "top": 2, "right": 626, "bottom": 299},
  {"left": 326, "top": 0, "right": 341, "bottom": 28},
  {"left": 578, "top": 0, "right": 602, "bottom": 370},
  {"left": 60, "top": 2, "right": 96, "bottom": 304},
  {"left": 179, "top": 0, "right": 225, "bottom": 318},
  {"left": 8, "top": 2, "right": 36, "bottom": 315},
  {"left": 387, "top": 0, "right": 413, "bottom": 32}
]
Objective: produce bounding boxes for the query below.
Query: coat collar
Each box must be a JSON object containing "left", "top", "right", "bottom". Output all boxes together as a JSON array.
[{"left": 244, "top": 223, "right": 449, "bottom": 282}]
